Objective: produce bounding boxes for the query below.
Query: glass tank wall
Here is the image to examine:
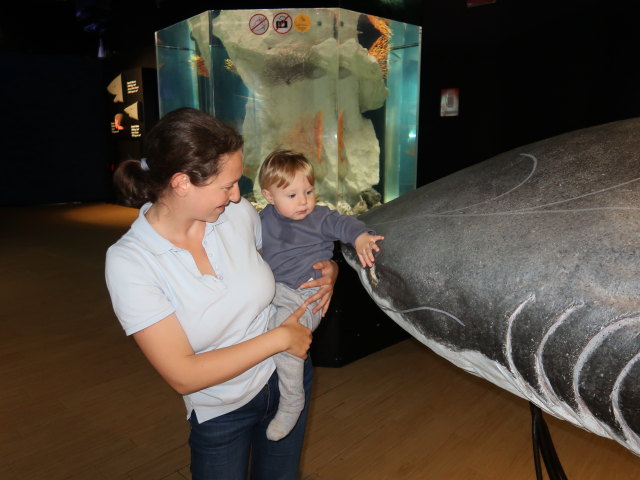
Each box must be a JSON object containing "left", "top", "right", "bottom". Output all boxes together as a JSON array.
[{"left": 156, "top": 8, "right": 421, "bottom": 212}]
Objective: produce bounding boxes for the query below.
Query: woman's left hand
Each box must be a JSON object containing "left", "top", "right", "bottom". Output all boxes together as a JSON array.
[{"left": 299, "top": 259, "right": 339, "bottom": 316}]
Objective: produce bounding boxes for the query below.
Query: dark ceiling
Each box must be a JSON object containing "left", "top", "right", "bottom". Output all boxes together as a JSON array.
[
  {"left": 1, "top": 1, "right": 219, "bottom": 58},
  {"left": 1, "top": 0, "right": 424, "bottom": 60}
]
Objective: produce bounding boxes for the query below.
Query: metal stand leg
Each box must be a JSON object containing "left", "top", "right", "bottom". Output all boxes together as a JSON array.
[{"left": 530, "top": 402, "right": 568, "bottom": 480}]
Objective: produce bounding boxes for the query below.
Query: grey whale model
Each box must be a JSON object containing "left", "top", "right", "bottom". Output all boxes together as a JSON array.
[{"left": 342, "top": 118, "right": 640, "bottom": 456}]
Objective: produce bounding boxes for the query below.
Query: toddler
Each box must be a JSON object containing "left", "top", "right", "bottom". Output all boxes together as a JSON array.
[{"left": 258, "top": 149, "right": 384, "bottom": 440}]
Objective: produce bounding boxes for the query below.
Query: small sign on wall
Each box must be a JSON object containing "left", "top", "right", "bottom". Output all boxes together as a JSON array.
[{"left": 440, "top": 88, "right": 460, "bottom": 117}]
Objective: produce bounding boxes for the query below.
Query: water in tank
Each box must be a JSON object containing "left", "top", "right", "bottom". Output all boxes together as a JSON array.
[{"left": 155, "top": 8, "right": 421, "bottom": 212}]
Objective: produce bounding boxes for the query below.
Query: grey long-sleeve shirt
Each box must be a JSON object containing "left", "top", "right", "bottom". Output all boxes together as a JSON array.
[{"left": 259, "top": 204, "right": 371, "bottom": 289}]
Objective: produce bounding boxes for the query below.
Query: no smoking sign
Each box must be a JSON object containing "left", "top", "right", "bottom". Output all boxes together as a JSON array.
[{"left": 249, "top": 13, "right": 269, "bottom": 35}]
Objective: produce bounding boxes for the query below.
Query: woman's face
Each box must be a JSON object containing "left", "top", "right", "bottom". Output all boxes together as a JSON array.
[{"left": 190, "top": 150, "right": 243, "bottom": 223}]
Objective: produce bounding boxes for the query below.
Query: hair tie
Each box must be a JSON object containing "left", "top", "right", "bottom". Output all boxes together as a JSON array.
[{"left": 140, "top": 158, "right": 150, "bottom": 172}]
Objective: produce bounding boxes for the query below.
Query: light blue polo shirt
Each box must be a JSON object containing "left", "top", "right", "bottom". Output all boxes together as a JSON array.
[{"left": 105, "top": 198, "right": 277, "bottom": 423}]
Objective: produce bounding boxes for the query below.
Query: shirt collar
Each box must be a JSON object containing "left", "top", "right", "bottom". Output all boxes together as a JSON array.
[
  {"left": 267, "top": 204, "right": 288, "bottom": 221},
  {"left": 131, "top": 202, "right": 227, "bottom": 254}
]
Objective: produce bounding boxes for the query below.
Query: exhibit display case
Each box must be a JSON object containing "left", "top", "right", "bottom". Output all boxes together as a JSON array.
[{"left": 156, "top": 8, "right": 421, "bottom": 210}]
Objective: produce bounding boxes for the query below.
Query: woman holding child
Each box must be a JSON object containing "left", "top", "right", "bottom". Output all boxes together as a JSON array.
[{"left": 105, "top": 107, "right": 338, "bottom": 480}]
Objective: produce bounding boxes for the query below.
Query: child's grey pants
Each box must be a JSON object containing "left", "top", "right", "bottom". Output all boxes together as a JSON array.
[{"left": 268, "top": 282, "right": 322, "bottom": 424}]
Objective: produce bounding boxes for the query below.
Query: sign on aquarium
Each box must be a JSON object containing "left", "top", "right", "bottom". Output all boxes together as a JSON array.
[
  {"left": 249, "top": 13, "right": 269, "bottom": 35},
  {"left": 273, "top": 12, "right": 293, "bottom": 34}
]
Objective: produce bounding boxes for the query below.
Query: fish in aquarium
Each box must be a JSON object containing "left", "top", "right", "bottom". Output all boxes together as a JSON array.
[
  {"left": 208, "top": 9, "right": 389, "bottom": 207},
  {"left": 189, "top": 55, "right": 210, "bottom": 77}
]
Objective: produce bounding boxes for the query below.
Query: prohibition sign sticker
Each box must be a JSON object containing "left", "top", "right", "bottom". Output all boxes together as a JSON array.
[
  {"left": 273, "top": 12, "right": 293, "bottom": 34},
  {"left": 249, "top": 13, "right": 269, "bottom": 35}
]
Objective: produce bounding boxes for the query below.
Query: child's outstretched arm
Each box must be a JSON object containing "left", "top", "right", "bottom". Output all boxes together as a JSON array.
[{"left": 354, "top": 232, "right": 384, "bottom": 268}]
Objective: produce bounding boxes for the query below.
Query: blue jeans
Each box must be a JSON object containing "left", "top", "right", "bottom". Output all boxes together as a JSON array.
[{"left": 189, "top": 357, "right": 313, "bottom": 480}]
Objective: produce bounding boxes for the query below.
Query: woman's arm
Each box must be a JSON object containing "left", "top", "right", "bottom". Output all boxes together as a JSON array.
[
  {"left": 132, "top": 302, "right": 312, "bottom": 395},
  {"left": 299, "top": 259, "right": 339, "bottom": 316}
]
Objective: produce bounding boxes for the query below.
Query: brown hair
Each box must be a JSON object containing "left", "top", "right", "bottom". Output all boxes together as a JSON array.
[
  {"left": 113, "top": 107, "right": 243, "bottom": 207},
  {"left": 258, "top": 149, "right": 315, "bottom": 191}
]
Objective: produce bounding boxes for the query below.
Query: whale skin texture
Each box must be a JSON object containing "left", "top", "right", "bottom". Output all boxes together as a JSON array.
[{"left": 342, "top": 118, "right": 640, "bottom": 456}]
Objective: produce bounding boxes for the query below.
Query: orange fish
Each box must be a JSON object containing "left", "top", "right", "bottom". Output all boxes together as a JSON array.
[
  {"left": 366, "top": 15, "right": 391, "bottom": 78},
  {"left": 190, "top": 55, "right": 210, "bottom": 78},
  {"left": 314, "top": 111, "right": 324, "bottom": 163},
  {"left": 337, "top": 110, "right": 346, "bottom": 163},
  {"left": 224, "top": 58, "right": 239, "bottom": 75}
]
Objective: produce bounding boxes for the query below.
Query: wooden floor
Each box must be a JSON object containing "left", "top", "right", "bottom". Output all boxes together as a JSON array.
[{"left": 1, "top": 202, "right": 639, "bottom": 479}]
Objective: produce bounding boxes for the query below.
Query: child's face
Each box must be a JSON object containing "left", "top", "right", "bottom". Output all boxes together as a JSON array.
[{"left": 263, "top": 171, "right": 316, "bottom": 221}]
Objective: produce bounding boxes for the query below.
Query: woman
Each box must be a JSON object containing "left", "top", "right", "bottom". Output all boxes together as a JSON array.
[{"left": 105, "top": 107, "right": 337, "bottom": 479}]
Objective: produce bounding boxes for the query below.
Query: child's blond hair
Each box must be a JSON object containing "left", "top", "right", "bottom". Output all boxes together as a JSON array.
[{"left": 258, "top": 149, "right": 315, "bottom": 190}]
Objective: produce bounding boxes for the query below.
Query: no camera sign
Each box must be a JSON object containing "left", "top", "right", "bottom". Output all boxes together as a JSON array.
[{"left": 273, "top": 12, "right": 293, "bottom": 34}]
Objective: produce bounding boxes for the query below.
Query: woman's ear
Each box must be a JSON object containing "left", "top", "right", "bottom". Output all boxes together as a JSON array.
[
  {"left": 262, "top": 189, "right": 274, "bottom": 204},
  {"left": 170, "top": 172, "right": 191, "bottom": 196}
]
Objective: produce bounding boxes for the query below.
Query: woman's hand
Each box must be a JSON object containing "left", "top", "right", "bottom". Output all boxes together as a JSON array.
[
  {"left": 133, "top": 308, "right": 314, "bottom": 394},
  {"left": 299, "top": 259, "right": 339, "bottom": 316},
  {"left": 279, "top": 302, "right": 313, "bottom": 358}
]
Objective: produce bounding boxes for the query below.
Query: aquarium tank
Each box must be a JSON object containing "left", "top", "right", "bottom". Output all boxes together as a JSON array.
[{"left": 155, "top": 8, "right": 421, "bottom": 212}]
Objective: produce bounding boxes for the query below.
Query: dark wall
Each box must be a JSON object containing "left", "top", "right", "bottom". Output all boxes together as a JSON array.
[
  {"left": 419, "top": 0, "right": 640, "bottom": 185},
  {"left": 0, "top": 52, "right": 112, "bottom": 205}
]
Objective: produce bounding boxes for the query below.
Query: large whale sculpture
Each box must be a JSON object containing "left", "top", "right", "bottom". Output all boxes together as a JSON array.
[{"left": 342, "top": 117, "right": 640, "bottom": 456}]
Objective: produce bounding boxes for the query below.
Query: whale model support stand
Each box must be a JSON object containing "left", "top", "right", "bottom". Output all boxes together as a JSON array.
[{"left": 530, "top": 403, "right": 568, "bottom": 480}]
